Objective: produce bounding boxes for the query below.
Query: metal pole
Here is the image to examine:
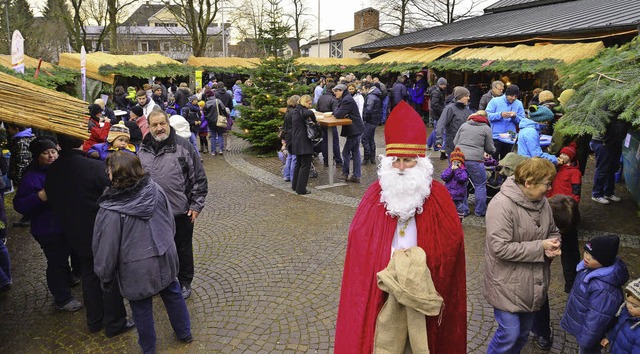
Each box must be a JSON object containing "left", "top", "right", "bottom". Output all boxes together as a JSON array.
[
  {"left": 328, "top": 29, "right": 333, "bottom": 58},
  {"left": 317, "top": 0, "right": 320, "bottom": 57},
  {"left": 221, "top": 0, "right": 226, "bottom": 57},
  {"left": 4, "top": 0, "right": 9, "bottom": 50}
]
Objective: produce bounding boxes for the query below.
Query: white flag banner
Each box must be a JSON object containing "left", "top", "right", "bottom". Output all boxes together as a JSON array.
[{"left": 11, "top": 30, "right": 24, "bottom": 74}]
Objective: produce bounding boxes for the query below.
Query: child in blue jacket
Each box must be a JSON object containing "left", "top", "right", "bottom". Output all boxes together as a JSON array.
[
  {"left": 561, "top": 234, "right": 629, "bottom": 353},
  {"left": 602, "top": 277, "right": 640, "bottom": 353}
]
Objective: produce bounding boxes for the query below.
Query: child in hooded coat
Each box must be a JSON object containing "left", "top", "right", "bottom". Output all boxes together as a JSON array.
[
  {"left": 548, "top": 142, "right": 582, "bottom": 203},
  {"left": 441, "top": 147, "right": 469, "bottom": 218}
]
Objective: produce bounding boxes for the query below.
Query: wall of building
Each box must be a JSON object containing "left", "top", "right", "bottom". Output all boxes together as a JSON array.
[{"left": 354, "top": 9, "right": 379, "bottom": 31}]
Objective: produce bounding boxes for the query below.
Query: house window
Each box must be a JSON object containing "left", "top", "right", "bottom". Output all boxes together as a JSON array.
[
  {"left": 330, "top": 41, "right": 342, "bottom": 58},
  {"left": 162, "top": 42, "right": 171, "bottom": 52},
  {"left": 140, "top": 41, "right": 149, "bottom": 51},
  {"left": 149, "top": 40, "right": 160, "bottom": 51}
]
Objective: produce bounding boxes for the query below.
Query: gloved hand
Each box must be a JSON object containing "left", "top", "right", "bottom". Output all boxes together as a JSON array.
[{"left": 101, "top": 281, "right": 114, "bottom": 294}]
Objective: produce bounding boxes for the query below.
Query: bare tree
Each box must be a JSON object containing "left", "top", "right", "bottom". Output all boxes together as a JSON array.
[
  {"left": 106, "top": 0, "right": 138, "bottom": 53},
  {"left": 372, "top": 0, "right": 416, "bottom": 35},
  {"left": 412, "top": 0, "right": 488, "bottom": 26},
  {"left": 165, "top": 0, "right": 221, "bottom": 57},
  {"left": 288, "top": 0, "right": 311, "bottom": 57},
  {"left": 229, "top": 0, "right": 268, "bottom": 57}
]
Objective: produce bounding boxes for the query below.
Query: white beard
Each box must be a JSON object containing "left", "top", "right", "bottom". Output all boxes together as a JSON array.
[{"left": 378, "top": 156, "right": 433, "bottom": 221}]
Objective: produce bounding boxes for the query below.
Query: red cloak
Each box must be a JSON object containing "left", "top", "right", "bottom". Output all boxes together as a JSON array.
[{"left": 335, "top": 180, "right": 467, "bottom": 354}]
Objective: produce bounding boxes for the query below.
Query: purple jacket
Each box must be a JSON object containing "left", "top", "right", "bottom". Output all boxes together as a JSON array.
[
  {"left": 13, "top": 163, "right": 63, "bottom": 238},
  {"left": 88, "top": 143, "right": 136, "bottom": 161},
  {"left": 441, "top": 167, "right": 468, "bottom": 200}
]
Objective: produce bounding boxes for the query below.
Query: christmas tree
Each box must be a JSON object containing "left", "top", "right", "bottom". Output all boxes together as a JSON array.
[{"left": 235, "top": 57, "right": 310, "bottom": 153}]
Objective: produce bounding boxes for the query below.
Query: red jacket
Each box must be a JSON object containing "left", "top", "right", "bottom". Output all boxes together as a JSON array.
[
  {"left": 335, "top": 180, "right": 467, "bottom": 354},
  {"left": 82, "top": 120, "right": 111, "bottom": 152},
  {"left": 548, "top": 162, "right": 582, "bottom": 203}
]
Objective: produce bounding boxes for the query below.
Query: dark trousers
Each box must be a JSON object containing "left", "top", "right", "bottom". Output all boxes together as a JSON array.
[
  {"left": 79, "top": 256, "right": 127, "bottom": 334},
  {"left": 321, "top": 127, "right": 342, "bottom": 165},
  {"left": 362, "top": 123, "right": 377, "bottom": 159},
  {"left": 590, "top": 140, "right": 622, "bottom": 198},
  {"left": 493, "top": 139, "right": 514, "bottom": 161},
  {"left": 34, "top": 233, "right": 73, "bottom": 305},
  {"left": 129, "top": 280, "right": 191, "bottom": 354},
  {"left": 342, "top": 135, "right": 362, "bottom": 178},
  {"left": 0, "top": 240, "right": 10, "bottom": 287},
  {"left": 532, "top": 296, "right": 551, "bottom": 339},
  {"left": 174, "top": 214, "right": 194, "bottom": 286},
  {"left": 292, "top": 154, "right": 312, "bottom": 194},
  {"left": 561, "top": 228, "right": 580, "bottom": 293}
]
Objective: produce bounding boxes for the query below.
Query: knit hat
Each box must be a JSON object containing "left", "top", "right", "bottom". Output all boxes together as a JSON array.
[
  {"left": 505, "top": 84, "right": 520, "bottom": 97},
  {"left": 130, "top": 106, "right": 144, "bottom": 118},
  {"left": 107, "top": 121, "right": 130, "bottom": 143},
  {"left": 559, "top": 142, "right": 578, "bottom": 161},
  {"left": 333, "top": 84, "right": 347, "bottom": 92},
  {"left": 453, "top": 86, "right": 470, "bottom": 101},
  {"left": 152, "top": 84, "right": 162, "bottom": 91},
  {"left": 88, "top": 103, "right": 102, "bottom": 118},
  {"left": 558, "top": 89, "right": 575, "bottom": 106},
  {"left": 584, "top": 234, "right": 620, "bottom": 267},
  {"left": 198, "top": 100, "right": 205, "bottom": 108},
  {"left": 188, "top": 95, "right": 198, "bottom": 103},
  {"left": 384, "top": 101, "right": 426, "bottom": 157},
  {"left": 123, "top": 121, "right": 143, "bottom": 145},
  {"left": 437, "top": 77, "right": 447, "bottom": 86},
  {"left": 28, "top": 137, "right": 57, "bottom": 158},
  {"left": 169, "top": 115, "right": 192, "bottom": 139},
  {"left": 538, "top": 90, "right": 554, "bottom": 103},
  {"left": 626, "top": 278, "right": 640, "bottom": 301},
  {"left": 449, "top": 147, "right": 465, "bottom": 165},
  {"left": 528, "top": 105, "right": 555, "bottom": 122}
]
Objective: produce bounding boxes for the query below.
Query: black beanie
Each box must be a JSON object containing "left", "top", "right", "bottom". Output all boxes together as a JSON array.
[
  {"left": 130, "top": 106, "right": 144, "bottom": 118},
  {"left": 124, "top": 121, "right": 143, "bottom": 144},
  {"left": 584, "top": 234, "right": 620, "bottom": 267},
  {"left": 88, "top": 103, "right": 102, "bottom": 118},
  {"left": 505, "top": 84, "right": 520, "bottom": 97},
  {"left": 29, "top": 137, "right": 57, "bottom": 158}
]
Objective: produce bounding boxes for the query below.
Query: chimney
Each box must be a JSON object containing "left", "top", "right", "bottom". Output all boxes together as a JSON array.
[{"left": 353, "top": 8, "right": 379, "bottom": 31}]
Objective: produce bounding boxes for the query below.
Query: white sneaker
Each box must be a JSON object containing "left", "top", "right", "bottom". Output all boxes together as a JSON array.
[
  {"left": 606, "top": 195, "right": 622, "bottom": 202},
  {"left": 591, "top": 196, "right": 610, "bottom": 204}
]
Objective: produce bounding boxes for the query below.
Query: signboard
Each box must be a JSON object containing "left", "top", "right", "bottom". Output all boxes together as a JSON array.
[
  {"left": 11, "top": 30, "right": 24, "bottom": 74},
  {"left": 195, "top": 70, "right": 203, "bottom": 90}
]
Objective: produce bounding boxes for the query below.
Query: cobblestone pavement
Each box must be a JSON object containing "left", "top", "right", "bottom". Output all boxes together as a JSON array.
[{"left": 0, "top": 126, "right": 638, "bottom": 353}]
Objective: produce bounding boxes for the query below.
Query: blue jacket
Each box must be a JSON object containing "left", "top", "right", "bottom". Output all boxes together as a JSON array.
[
  {"left": 13, "top": 163, "right": 63, "bottom": 238},
  {"left": 607, "top": 305, "right": 640, "bottom": 354},
  {"left": 410, "top": 78, "right": 427, "bottom": 105},
  {"left": 485, "top": 95, "right": 524, "bottom": 138},
  {"left": 88, "top": 143, "right": 137, "bottom": 161},
  {"left": 333, "top": 92, "right": 365, "bottom": 137},
  {"left": 561, "top": 258, "right": 629, "bottom": 348},
  {"left": 363, "top": 87, "right": 382, "bottom": 126},
  {"left": 517, "top": 118, "right": 558, "bottom": 164}
]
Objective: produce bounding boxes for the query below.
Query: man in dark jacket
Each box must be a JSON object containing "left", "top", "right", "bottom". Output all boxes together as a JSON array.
[
  {"left": 373, "top": 77, "right": 389, "bottom": 123},
  {"left": 390, "top": 75, "right": 408, "bottom": 111},
  {"left": 429, "top": 77, "right": 447, "bottom": 126},
  {"left": 410, "top": 72, "right": 428, "bottom": 119},
  {"left": 45, "top": 134, "right": 132, "bottom": 337},
  {"left": 590, "top": 114, "right": 630, "bottom": 204},
  {"left": 316, "top": 82, "right": 343, "bottom": 167},
  {"left": 138, "top": 110, "right": 208, "bottom": 299},
  {"left": 478, "top": 81, "right": 505, "bottom": 111},
  {"left": 333, "top": 84, "right": 365, "bottom": 183},
  {"left": 436, "top": 87, "right": 471, "bottom": 158},
  {"left": 214, "top": 82, "right": 233, "bottom": 111},
  {"left": 174, "top": 83, "right": 191, "bottom": 111},
  {"left": 361, "top": 82, "right": 382, "bottom": 165}
]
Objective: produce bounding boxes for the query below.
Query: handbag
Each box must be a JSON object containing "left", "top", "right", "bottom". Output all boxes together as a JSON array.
[
  {"left": 215, "top": 100, "right": 228, "bottom": 128},
  {"left": 306, "top": 118, "right": 322, "bottom": 140}
]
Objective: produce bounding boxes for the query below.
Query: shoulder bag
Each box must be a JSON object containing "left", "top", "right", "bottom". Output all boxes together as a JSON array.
[
  {"left": 306, "top": 118, "right": 322, "bottom": 140},
  {"left": 216, "top": 100, "right": 228, "bottom": 128}
]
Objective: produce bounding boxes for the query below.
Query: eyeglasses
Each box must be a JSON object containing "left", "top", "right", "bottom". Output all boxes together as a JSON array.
[{"left": 539, "top": 181, "right": 553, "bottom": 188}]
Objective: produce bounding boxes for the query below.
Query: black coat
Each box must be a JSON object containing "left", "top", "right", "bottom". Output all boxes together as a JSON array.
[
  {"left": 316, "top": 93, "right": 338, "bottom": 113},
  {"left": 45, "top": 149, "right": 110, "bottom": 257},
  {"left": 390, "top": 81, "right": 408, "bottom": 109},
  {"left": 215, "top": 89, "right": 233, "bottom": 110},
  {"left": 363, "top": 87, "right": 382, "bottom": 125},
  {"left": 429, "top": 86, "right": 446, "bottom": 120},
  {"left": 289, "top": 105, "right": 316, "bottom": 156},
  {"left": 333, "top": 92, "right": 365, "bottom": 137}
]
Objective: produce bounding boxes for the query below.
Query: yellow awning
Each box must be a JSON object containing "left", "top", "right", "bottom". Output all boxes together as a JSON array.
[
  {"left": 187, "top": 56, "right": 260, "bottom": 68},
  {"left": 366, "top": 47, "right": 454, "bottom": 64},
  {"left": 294, "top": 57, "right": 368, "bottom": 66},
  {"left": 57, "top": 52, "right": 181, "bottom": 84},
  {"left": 0, "top": 55, "right": 54, "bottom": 70},
  {"left": 448, "top": 42, "right": 605, "bottom": 64}
]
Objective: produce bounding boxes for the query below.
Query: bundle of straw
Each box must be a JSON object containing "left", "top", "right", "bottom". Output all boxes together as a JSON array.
[{"left": 0, "top": 71, "right": 89, "bottom": 139}]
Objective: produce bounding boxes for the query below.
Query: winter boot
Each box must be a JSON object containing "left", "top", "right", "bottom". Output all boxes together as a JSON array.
[{"left": 362, "top": 154, "right": 370, "bottom": 165}]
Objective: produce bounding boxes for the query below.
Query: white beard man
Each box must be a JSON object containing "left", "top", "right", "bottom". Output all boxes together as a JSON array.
[{"left": 334, "top": 101, "right": 467, "bottom": 354}]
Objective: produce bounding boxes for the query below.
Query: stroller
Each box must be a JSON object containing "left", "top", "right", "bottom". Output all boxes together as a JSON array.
[
  {"left": 466, "top": 156, "right": 504, "bottom": 202},
  {"left": 278, "top": 146, "right": 318, "bottom": 179}
]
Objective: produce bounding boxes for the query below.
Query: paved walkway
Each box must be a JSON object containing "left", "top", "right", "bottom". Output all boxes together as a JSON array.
[{"left": 0, "top": 127, "right": 638, "bottom": 353}]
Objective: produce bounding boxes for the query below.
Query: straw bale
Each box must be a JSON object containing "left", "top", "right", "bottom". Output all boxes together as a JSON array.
[
  {"left": 0, "top": 55, "right": 54, "bottom": 71},
  {"left": 186, "top": 56, "right": 260, "bottom": 68},
  {"left": 0, "top": 71, "right": 89, "bottom": 139},
  {"left": 294, "top": 57, "right": 368, "bottom": 66},
  {"left": 58, "top": 52, "right": 181, "bottom": 84},
  {"left": 366, "top": 47, "right": 454, "bottom": 64},
  {"left": 449, "top": 42, "right": 604, "bottom": 64}
]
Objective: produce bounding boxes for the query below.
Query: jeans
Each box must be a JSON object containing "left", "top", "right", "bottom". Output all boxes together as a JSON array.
[
  {"left": 174, "top": 214, "right": 194, "bottom": 286},
  {"left": 466, "top": 161, "right": 488, "bottom": 216},
  {"left": 487, "top": 308, "right": 535, "bottom": 354},
  {"left": 210, "top": 130, "right": 224, "bottom": 153},
  {"left": 292, "top": 154, "right": 312, "bottom": 194},
  {"left": 342, "top": 135, "right": 362, "bottom": 178},
  {"left": 34, "top": 233, "right": 73, "bottom": 305},
  {"left": 321, "top": 127, "right": 342, "bottom": 165},
  {"left": 0, "top": 240, "right": 10, "bottom": 287},
  {"left": 454, "top": 200, "right": 468, "bottom": 216},
  {"left": 189, "top": 133, "right": 201, "bottom": 158},
  {"left": 590, "top": 140, "right": 621, "bottom": 198},
  {"left": 129, "top": 280, "right": 191, "bottom": 354},
  {"left": 361, "top": 123, "right": 377, "bottom": 158},
  {"left": 283, "top": 154, "right": 296, "bottom": 181}
]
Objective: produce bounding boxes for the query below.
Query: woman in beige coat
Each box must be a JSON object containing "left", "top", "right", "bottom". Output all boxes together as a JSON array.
[{"left": 483, "top": 157, "right": 562, "bottom": 353}]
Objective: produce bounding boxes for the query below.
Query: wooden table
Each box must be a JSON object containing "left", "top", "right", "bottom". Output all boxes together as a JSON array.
[{"left": 315, "top": 113, "right": 352, "bottom": 189}]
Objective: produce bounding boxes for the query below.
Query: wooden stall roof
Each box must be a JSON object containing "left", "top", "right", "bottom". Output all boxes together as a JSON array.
[
  {"left": 448, "top": 41, "right": 605, "bottom": 64},
  {"left": 57, "top": 52, "right": 181, "bottom": 84},
  {"left": 366, "top": 47, "right": 455, "bottom": 64},
  {"left": 294, "top": 57, "right": 368, "bottom": 66},
  {"left": 186, "top": 56, "right": 260, "bottom": 68},
  {"left": 0, "top": 55, "right": 55, "bottom": 70}
]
